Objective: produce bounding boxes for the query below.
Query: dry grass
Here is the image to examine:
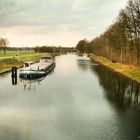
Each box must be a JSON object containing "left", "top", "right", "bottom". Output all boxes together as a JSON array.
[{"left": 90, "top": 54, "right": 140, "bottom": 83}]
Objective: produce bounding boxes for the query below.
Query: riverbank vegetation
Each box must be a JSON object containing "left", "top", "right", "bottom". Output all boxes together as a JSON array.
[
  {"left": 76, "top": 0, "right": 140, "bottom": 66},
  {"left": 90, "top": 54, "right": 140, "bottom": 83},
  {"left": 0, "top": 52, "right": 47, "bottom": 74}
]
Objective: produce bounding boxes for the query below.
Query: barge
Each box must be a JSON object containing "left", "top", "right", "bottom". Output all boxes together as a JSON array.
[{"left": 19, "top": 56, "right": 55, "bottom": 80}]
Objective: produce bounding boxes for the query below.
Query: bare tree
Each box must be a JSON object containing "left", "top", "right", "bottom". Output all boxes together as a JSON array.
[
  {"left": 76, "top": 0, "right": 140, "bottom": 66},
  {"left": 119, "top": 0, "right": 140, "bottom": 64},
  {"left": 0, "top": 38, "right": 9, "bottom": 55}
]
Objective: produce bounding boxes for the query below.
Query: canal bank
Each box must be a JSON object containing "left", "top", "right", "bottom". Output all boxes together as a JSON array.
[
  {"left": 0, "top": 53, "right": 49, "bottom": 74},
  {"left": 90, "top": 54, "right": 140, "bottom": 84}
]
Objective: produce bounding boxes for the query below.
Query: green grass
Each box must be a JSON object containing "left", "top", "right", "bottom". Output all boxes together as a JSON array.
[
  {"left": 18, "top": 54, "right": 44, "bottom": 62},
  {"left": 0, "top": 52, "right": 49, "bottom": 73},
  {"left": 0, "top": 51, "right": 32, "bottom": 57}
]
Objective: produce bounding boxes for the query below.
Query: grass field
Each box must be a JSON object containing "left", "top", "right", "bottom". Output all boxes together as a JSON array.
[
  {"left": 90, "top": 54, "right": 140, "bottom": 83},
  {"left": 0, "top": 51, "right": 32, "bottom": 57},
  {"left": 0, "top": 51, "right": 48, "bottom": 74}
]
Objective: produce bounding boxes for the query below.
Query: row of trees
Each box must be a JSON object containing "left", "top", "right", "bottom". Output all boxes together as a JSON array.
[
  {"left": 34, "top": 46, "right": 76, "bottom": 53},
  {"left": 0, "top": 37, "right": 76, "bottom": 55},
  {"left": 76, "top": 0, "right": 140, "bottom": 65}
]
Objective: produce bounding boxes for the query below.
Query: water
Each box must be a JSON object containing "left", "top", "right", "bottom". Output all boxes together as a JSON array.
[{"left": 0, "top": 54, "right": 140, "bottom": 140}]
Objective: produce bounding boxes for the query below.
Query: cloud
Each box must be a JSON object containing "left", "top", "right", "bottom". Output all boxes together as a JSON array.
[{"left": 0, "top": 0, "right": 128, "bottom": 47}]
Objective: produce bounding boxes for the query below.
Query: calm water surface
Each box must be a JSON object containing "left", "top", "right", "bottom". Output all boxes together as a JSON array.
[{"left": 0, "top": 54, "right": 140, "bottom": 140}]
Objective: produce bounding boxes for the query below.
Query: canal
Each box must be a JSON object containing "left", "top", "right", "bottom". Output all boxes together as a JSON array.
[{"left": 0, "top": 54, "right": 140, "bottom": 140}]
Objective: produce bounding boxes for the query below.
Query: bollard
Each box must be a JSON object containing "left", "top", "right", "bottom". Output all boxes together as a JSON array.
[{"left": 11, "top": 67, "right": 17, "bottom": 85}]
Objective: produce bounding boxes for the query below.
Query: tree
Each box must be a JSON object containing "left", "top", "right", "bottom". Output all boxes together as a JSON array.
[
  {"left": 119, "top": 0, "right": 140, "bottom": 64},
  {"left": 0, "top": 38, "right": 9, "bottom": 55},
  {"left": 76, "top": 39, "right": 88, "bottom": 53}
]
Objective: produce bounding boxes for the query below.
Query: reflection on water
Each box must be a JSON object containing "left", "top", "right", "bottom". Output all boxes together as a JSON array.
[
  {"left": 20, "top": 76, "right": 46, "bottom": 91},
  {"left": 77, "top": 58, "right": 99, "bottom": 72},
  {"left": 76, "top": 57, "right": 140, "bottom": 110},
  {"left": 0, "top": 54, "right": 140, "bottom": 140},
  {"left": 92, "top": 64, "right": 140, "bottom": 110},
  {"left": 16, "top": 69, "right": 55, "bottom": 91},
  {"left": 76, "top": 56, "right": 140, "bottom": 139}
]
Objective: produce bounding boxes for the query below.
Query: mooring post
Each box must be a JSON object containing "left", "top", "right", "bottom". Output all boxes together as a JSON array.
[{"left": 11, "top": 67, "right": 17, "bottom": 85}]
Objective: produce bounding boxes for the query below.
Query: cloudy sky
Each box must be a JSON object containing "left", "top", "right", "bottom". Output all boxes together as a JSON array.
[{"left": 0, "top": 0, "right": 128, "bottom": 47}]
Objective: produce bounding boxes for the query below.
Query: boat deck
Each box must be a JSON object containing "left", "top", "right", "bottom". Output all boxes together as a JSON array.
[{"left": 21, "top": 62, "right": 53, "bottom": 71}]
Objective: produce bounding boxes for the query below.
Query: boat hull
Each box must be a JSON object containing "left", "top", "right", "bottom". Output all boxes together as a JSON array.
[{"left": 19, "top": 63, "right": 55, "bottom": 80}]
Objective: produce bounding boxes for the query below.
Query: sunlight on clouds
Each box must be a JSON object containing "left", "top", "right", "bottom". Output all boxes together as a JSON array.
[
  {"left": 0, "top": 26, "right": 87, "bottom": 47},
  {"left": 0, "top": 0, "right": 128, "bottom": 47}
]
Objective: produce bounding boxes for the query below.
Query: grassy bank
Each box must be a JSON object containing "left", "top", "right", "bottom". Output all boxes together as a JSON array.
[
  {"left": 90, "top": 54, "right": 140, "bottom": 84},
  {"left": 0, "top": 52, "right": 48, "bottom": 74},
  {"left": 0, "top": 51, "right": 32, "bottom": 57}
]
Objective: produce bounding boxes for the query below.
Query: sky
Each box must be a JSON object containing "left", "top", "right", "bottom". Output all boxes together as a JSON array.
[{"left": 0, "top": 0, "right": 128, "bottom": 47}]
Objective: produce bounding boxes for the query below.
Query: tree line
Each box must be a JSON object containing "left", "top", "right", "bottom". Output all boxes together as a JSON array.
[
  {"left": 0, "top": 39, "right": 76, "bottom": 54},
  {"left": 76, "top": 0, "right": 140, "bottom": 65},
  {"left": 34, "top": 46, "right": 76, "bottom": 53}
]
